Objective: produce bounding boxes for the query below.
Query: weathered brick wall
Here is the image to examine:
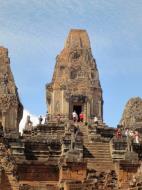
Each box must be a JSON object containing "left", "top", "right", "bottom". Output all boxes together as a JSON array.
[
  {"left": 18, "top": 165, "right": 59, "bottom": 181},
  {"left": 60, "top": 166, "right": 86, "bottom": 182},
  {"left": 0, "top": 170, "right": 13, "bottom": 190}
]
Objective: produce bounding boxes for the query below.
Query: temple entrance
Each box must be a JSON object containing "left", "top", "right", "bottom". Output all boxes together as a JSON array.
[{"left": 73, "top": 105, "right": 82, "bottom": 121}]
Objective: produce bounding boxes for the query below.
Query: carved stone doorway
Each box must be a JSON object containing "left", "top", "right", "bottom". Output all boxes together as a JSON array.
[{"left": 73, "top": 105, "right": 82, "bottom": 121}]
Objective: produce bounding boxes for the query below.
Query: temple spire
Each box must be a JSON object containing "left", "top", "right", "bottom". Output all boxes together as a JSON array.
[
  {"left": 46, "top": 29, "right": 103, "bottom": 121},
  {"left": 65, "top": 29, "right": 91, "bottom": 49},
  {"left": 0, "top": 47, "right": 23, "bottom": 136}
]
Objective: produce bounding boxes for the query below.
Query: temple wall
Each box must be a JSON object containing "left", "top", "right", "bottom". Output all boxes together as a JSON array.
[
  {"left": 60, "top": 165, "right": 86, "bottom": 182},
  {"left": 0, "top": 171, "right": 13, "bottom": 190},
  {"left": 18, "top": 165, "right": 59, "bottom": 182}
]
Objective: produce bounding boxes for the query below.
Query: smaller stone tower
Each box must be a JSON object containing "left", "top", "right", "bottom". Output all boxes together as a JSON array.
[
  {"left": 120, "top": 97, "right": 142, "bottom": 129},
  {"left": 46, "top": 29, "right": 103, "bottom": 121},
  {"left": 0, "top": 47, "right": 23, "bottom": 136}
]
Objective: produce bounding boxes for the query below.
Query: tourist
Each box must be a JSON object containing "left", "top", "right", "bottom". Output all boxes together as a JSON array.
[
  {"left": 94, "top": 116, "right": 98, "bottom": 124},
  {"left": 134, "top": 131, "right": 139, "bottom": 144},
  {"left": 115, "top": 128, "right": 122, "bottom": 139},
  {"left": 39, "top": 115, "right": 43, "bottom": 125},
  {"left": 125, "top": 128, "right": 129, "bottom": 137},
  {"left": 126, "top": 129, "right": 134, "bottom": 152},
  {"left": 129, "top": 130, "right": 134, "bottom": 138},
  {"left": 79, "top": 112, "right": 84, "bottom": 122},
  {"left": 72, "top": 111, "right": 77, "bottom": 122}
]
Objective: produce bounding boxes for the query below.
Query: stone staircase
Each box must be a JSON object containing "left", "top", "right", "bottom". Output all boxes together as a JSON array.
[{"left": 79, "top": 123, "right": 114, "bottom": 171}]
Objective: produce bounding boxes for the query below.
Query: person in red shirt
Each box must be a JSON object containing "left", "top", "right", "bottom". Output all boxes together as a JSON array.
[
  {"left": 79, "top": 112, "right": 84, "bottom": 122},
  {"left": 115, "top": 128, "right": 122, "bottom": 139}
]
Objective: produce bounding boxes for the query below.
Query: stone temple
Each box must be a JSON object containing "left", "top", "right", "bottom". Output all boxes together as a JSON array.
[
  {"left": 46, "top": 29, "right": 103, "bottom": 122},
  {"left": 0, "top": 29, "right": 142, "bottom": 190}
]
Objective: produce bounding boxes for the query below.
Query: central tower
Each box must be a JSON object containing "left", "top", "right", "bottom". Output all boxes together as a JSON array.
[{"left": 46, "top": 29, "right": 103, "bottom": 121}]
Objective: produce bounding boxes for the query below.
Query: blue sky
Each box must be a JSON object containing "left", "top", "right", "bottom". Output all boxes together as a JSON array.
[{"left": 0, "top": 0, "right": 142, "bottom": 127}]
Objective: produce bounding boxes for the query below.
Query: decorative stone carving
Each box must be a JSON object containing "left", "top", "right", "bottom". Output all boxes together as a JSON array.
[
  {"left": 0, "top": 94, "right": 18, "bottom": 110},
  {"left": 70, "top": 49, "right": 81, "bottom": 61},
  {"left": 0, "top": 143, "right": 17, "bottom": 174},
  {"left": 70, "top": 69, "right": 77, "bottom": 79}
]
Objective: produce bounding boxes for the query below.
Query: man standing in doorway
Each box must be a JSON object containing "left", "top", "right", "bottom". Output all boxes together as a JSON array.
[{"left": 72, "top": 111, "right": 77, "bottom": 122}]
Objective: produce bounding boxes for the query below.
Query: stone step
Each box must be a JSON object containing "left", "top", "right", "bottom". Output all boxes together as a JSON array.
[
  {"left": 85, "top": 142, "right": 110, "bottom": 145},
  {"left": 85, "top": 151, "right": 111, "bottom": 154},
  {"left": 86, "top": 158, "right": 113, "bottom": 162},
  {"left": 85, "top": 147, "right": 110, "bottom": 150},
  {"left": 84, "top": 151, "right": 111, "bottom": 155},
  {"left": 87, "top": 161, "right": 113, "bottom": 165},
  {"left": 84, "top": 152, "right": 112, "bottom": 157},
  {"left": 84, "top": 153, "right": 112, "bottom": 158},
  {"left": 79, "top": 124, "right": 114, "bottom": 171},
  {"left": 84, "top": 155, "right": 111, "bottom": 158},
  {"left": 86, "top": 147, "right": 110, "bottom": 150},
  {"left": 85, "top": 149, "right": 111, "bottom": 153},
  {"left": 87, "top": 165, "right": 114, "bottom": 171},
  {"left": 85, "top": 161, "right": 113, "bottom": 165},
  {"left": 85, "top": 159, "right": 112, "bottom": 162},
  {"left": 84, "top": 148, "right": 110, "bottom": 151}
]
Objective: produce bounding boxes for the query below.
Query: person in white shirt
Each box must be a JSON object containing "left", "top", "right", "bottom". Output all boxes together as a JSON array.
[
  {"left": 72, "top": 111, "right": 77, "bottom": 122},
  {"left": 94, "top": 116, "right": 98, "bottom": 124}
]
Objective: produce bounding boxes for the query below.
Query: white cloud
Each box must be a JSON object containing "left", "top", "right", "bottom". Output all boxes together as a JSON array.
[{"left": 19, "top": 109, "right": 39, "bottom": 133}]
